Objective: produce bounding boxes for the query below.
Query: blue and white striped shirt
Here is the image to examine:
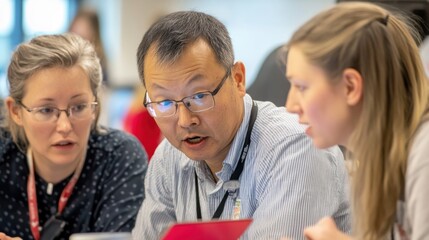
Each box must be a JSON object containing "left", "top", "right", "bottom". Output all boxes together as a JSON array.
[{"left": 132, "top": 94, "right": 351, "bottom": 239}]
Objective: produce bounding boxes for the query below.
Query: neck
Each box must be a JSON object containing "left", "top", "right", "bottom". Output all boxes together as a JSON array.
[
  {"left": 35, "top": 161, "right": 79, "bottom": 184},
  {"left": 31, "top": 153, "right": 82, "bottom": 184},
  {"left": 205, "top": 101, "right": 247, "bottom": 183},
  {"left": 205, "top": 160, "right": 222, "bottom": 183}
]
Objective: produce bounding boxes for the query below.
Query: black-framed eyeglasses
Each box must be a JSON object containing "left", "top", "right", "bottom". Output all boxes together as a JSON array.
[
  {"left": 144, "top": 67, "right": 231, "bottom": 118},
  {"left": 18, "top": 101, "right": 98, "bottom": 122}
]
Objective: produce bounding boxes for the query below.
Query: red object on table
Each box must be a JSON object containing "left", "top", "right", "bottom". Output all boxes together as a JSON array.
[{"left": 161, "top": 219, "right": 252, "bottom": 240}]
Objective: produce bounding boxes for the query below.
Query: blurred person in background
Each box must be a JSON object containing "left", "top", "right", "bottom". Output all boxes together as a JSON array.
[
  {"left": 0, "top": 33, "right": 147, "bottom": 240},
  {"left": 69, "top": 8, "right": 109, "bottom": 86},
  {"left": 122, "top": 12, "right": 166, "bottom": 159},
  {"left": 132, "top": 11, "right": 351, "bottom": 239},
  {"left": 122, "top": 86, "right": 163, "bottom": 159},
  {"left": 0, "top": 98, "right": 4, "bottom": 123},
  {"left": 286, "top": 2, "right": 429, "bottom": 239}
]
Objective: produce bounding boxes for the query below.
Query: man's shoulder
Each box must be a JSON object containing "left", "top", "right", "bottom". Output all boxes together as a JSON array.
[
  {"left": 252, "top": 101, "right": 306, "bottom": 141},
  {"left": 249, "top": 103, "right": 345, "bottom": 166}
]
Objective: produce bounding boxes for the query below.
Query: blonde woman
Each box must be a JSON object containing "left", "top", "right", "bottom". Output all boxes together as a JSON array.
[
  {"left": 0, "top": 34, "right": 147, "bottom": 240},
  {"left": 286, "top": 2, "right": 429, "bottom": 240}
]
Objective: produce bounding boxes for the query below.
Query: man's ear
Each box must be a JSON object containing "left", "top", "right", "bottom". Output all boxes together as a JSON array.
[
  {"left": 342, "top": 68, "right": 363, "bottom": 106},
  {"left": 232, "top": 61, "right": 246, "bottom": 96},
  {"left": 5, "top": 97, "right": 24, "bottom": 126}
]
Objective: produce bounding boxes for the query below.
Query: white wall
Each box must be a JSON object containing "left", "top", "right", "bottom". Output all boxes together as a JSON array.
[{"left": 84, "top": 0, "right": 335, "bottom": 88}]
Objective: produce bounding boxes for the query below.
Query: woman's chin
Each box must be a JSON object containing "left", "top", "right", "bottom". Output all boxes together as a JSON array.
[{"left": 312, "top": 137, "right": 337, "bottom": 149}]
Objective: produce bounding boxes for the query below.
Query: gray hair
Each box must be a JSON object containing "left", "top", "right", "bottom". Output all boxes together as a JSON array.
[
  {"left": 5, "top": 33, "right": 103, "bottom": 149},
  {"left": 136, "top": 11, "right": 234, "bottom": 86}
]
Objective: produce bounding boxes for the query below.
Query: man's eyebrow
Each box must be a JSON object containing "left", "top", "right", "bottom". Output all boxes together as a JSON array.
[{"left": 149, "top": 73, "right": 206, "bottom": 91}]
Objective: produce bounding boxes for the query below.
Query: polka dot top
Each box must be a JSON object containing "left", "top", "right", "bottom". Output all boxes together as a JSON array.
[{"left": 0, "top": 127, "right": 148, "bottom": 240}]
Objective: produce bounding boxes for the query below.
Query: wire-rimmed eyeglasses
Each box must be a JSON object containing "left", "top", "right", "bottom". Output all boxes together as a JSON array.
[
  {"left": 144, "top": 67, "right": 231, "bottom": 118},
  {"left": 17, "top": 101, "right": 98, "bottom": 122}
]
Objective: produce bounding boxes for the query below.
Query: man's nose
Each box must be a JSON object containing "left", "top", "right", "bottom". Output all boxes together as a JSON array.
[{"left": 177, "top": 103, "right": 199, "bottom": 128}]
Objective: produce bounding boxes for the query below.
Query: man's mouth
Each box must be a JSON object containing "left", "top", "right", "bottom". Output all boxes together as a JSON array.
[{"left": 185, "top": 136, "right": 205, "bottom": 144}]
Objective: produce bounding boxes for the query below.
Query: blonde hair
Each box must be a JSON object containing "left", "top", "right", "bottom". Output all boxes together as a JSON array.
[
  {"left": 6, "top": 33, "right": 103, "bottom": 150},
  {"left": 287, "top": 2, "right": 429, "bottom": 239}
]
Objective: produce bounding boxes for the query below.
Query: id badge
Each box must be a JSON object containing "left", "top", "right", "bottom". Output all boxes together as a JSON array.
[
  {"left": 232, "top": 198, "right": 241, "bottom": 220},
  {"left": 40, "top": 215, "right": 66, "bottom": 240}
]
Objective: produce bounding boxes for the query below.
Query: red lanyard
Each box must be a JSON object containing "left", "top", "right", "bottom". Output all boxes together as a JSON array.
[{"left": 26, "top": 148, "right": 85, "bottom": 240}]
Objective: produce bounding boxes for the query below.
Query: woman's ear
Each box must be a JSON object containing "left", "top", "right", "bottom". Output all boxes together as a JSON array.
[
  {"left": 232, "top": 61, "right": 246, "bottom": 96},
  {"left": 5, "top": 97, "right": 24, "bottom": 126},
  {"left": 342, "top": 68, "right": 363, "bottom": 106}
]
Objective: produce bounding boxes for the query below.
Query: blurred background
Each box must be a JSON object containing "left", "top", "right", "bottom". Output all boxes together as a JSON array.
[
  {"left": 0, "top": 0, "right": 339, "bottom": 129},
  {"left": 1, "top": 0, "right": 429, "bottom": 132}
]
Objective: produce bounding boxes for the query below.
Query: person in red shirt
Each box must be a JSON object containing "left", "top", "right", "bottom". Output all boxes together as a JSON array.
[{"left": 123, "top": 87, "right": 163, "bottom": 159}]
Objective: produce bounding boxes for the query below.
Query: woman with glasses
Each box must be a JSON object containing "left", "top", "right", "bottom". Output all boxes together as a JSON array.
[{"left": 0, "top": 34, "right": 148, "bottom": 240}]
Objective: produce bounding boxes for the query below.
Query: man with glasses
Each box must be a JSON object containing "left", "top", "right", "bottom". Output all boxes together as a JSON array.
[{"left": 132, "top": 11, "right": 351, "bottom": 239}]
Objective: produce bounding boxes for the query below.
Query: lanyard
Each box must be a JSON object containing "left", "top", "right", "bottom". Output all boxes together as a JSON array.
[
  {"left": 195, "top": 101, "right": 258, "bottom": 220},
  {"left": 26, "top": 148, "right": 85, "bottom": 240}
]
